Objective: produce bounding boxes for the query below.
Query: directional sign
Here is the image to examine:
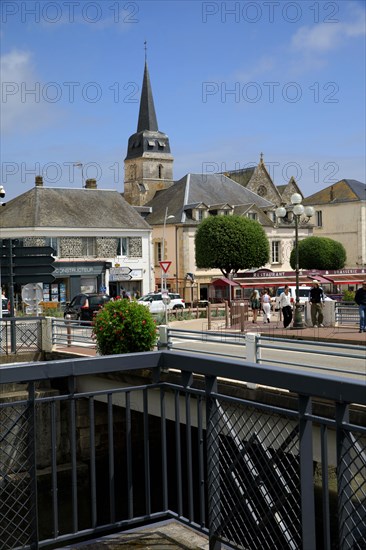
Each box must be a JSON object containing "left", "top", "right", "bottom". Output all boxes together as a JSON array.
[
  {"left": 159, "top": 261, "right": 172, "bottom": 273},
  {"left": 1, "top": 265, "right": 55, "bottom": 276},
  {"left": 0, "top": 245, "right": 55, "bottom": 257},
  {"left": 110, "top": 267, "right": 132, "bottom": 276},
  {"left": 1, "top": 274, "right": 56, "bottom": 285}
]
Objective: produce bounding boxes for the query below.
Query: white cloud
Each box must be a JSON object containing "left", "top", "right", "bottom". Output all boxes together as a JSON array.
[
  {"left": 292, "top": 10, "right": 365, "bottom": 53},
  {"left": 1, "top": 49, "right": 60, "bottom": 136}
]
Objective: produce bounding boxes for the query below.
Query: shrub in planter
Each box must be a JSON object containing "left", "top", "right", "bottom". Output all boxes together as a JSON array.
[{"left": 92, "top": 299, "right": 157, "bottom": 355}]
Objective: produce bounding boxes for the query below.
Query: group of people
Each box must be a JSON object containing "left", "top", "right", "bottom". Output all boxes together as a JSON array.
[
  {"left": 249, "top": 288, "right": 273, "bottom": 324},
  {"left": 250, "top": 280, "right": 327, "bottom": 328},
  {"left": 249, "top": 279, "right": 366, "bottom": 332}
]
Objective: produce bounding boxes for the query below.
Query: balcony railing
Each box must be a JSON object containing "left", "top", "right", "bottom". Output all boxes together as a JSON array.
[{"left": 0, "top": 351, "right": 365, "bottom": 549}]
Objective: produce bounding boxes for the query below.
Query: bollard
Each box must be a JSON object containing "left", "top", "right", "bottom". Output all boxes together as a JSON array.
[
  {"left": 207, "top": 302, "right": 212, "bottom": 330},
  {"left": 65, "top": 314, "right": 72, "bottom": 347},
  {"left": 157, "top": 324, "right": 169, "bottom": 350},
  {"left": 245, "top": 332, "right": 260, "bottom": 389}
]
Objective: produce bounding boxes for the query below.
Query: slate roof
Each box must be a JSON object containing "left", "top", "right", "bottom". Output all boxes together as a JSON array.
[
  {"left": 303, "top": 179, "right": 366, "bottom": 205},
  {"left": 145, "top": 173, "right": 274, "bottom": 225},
  {"left": 137, "top": 61, "right": 158, "bottom": 133},
  {"left": 125, "top": 61, "right": 172, "bottom": 161},
  {"left": 0, "top": 187, "right": 151, "bottom": 230},
  {"left": 222, "top": 167, "right": 255, "bottom": 187}
]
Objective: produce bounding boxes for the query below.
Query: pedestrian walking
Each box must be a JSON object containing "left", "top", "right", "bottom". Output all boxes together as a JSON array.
[
  {"left": 279, "top": 285, "right": 292, "bottom": 328},
  {"left": 354, "top": 281, "right": 366, "bottom": 333},
  {"left": 250, "top": 289, "right": 260, "bottom": 323},
  {"left": 309, "top": 280, "right": 325, "bottom": 327},
  {"left": 261, "top": 288, "right": 271, "bottom": 323}
]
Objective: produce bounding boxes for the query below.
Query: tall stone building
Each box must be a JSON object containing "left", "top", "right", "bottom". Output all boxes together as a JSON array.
[{"left": 123, "top": 61, "right": 174, "bottom": 206}]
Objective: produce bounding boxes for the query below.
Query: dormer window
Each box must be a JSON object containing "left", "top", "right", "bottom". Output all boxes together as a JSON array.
[{"left": 248, "top": 212, "right": 257, "bottom": 220}]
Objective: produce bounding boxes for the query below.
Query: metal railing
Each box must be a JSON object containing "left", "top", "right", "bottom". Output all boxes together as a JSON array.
[
  {"left": 0, "top": 316, "right": 43, "bottom": 354},
  {"left": 0, "top": 352, "right": 365, "bottom": 550},
  {"left": 335, "top": 303, "right": 359, "bottom": 325},
  {"left": 162, "top": 326, "right": 366, "bottom": 380},
  {"left": 52, "top": 318, "right": 96, "bottom": 349}
]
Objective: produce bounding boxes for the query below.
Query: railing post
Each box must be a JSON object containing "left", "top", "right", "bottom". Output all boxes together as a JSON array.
[
  {"left": 208, "top": 302, "right": 212, "bottom": 330},
  {"left": 336, "top": 403, "right": 354, "bottom": 549},
  {"left": 240, "top": 303, "right": 245, "bottom": 332},
  {"left": 205, "top": 375, "right": 222, "bottom": 550},
  {"left": 42, "top": 317, "right": 54, "bottom": 353},
  {"left": 225, "top": 301, "right": 229, "bottom": 328},
  {"left": 65, "top": 314, "right": 72, "bottom": 347},
  {"left": 299, "top": 395, "right": 316, "bottom": 550}
]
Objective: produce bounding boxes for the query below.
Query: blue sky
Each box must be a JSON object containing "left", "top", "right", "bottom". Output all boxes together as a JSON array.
[{"left": 1, "top": 0, "right": 365, "bottom": 201}]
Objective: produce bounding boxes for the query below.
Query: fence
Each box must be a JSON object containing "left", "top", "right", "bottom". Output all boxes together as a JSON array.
[
  {"left": 0, "top": 316, "right": 42, "bottom": 354},
  {"left": 0, "top": 351, "right": 365, "bottom": 549}
]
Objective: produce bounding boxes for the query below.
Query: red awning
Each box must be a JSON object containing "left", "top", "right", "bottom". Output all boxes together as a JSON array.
[
  {"left": 212, "top": 277, "right": 239, "bottom": 287},
  {"left": 307, "top": 275, "right": 334, "bottom": 284}
]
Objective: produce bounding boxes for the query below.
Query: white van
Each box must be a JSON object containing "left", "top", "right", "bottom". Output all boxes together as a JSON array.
[{"left": 275, "top": 285, "right": 332, "bottom": 310}]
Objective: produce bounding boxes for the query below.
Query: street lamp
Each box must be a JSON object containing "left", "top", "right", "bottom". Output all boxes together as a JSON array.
[
  {"left": 161, "top": 207, "right": 175, "bottom": 291},
  {"left": 73, "top": 162, "right": 84, "bottom": 188},
  {"left": 276, "top": 193, "right": 314, "bottom": 329}
]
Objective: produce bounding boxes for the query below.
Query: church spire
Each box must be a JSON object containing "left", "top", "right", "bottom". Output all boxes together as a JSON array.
[{"left": 137, "top": 60, "right": 158, "bottom": 133}]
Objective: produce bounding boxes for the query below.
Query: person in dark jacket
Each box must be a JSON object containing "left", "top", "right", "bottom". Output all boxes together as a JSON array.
[
  {"left": 354, "top": 281, "right": 366, "bottom": 333},
  {"left": 309, "top": 280, "right": 325, "bottom": 327}
]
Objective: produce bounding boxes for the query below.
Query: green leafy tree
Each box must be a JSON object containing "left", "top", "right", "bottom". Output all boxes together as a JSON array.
[
  {"left": 195, "top": 215, "right": 270, "bottom": 277},
  {"left": 290, "top": 236, "right": 346, "bottom": 270},
  {"left": 92, "top": 299, "right": 157, "bottom": 355}
]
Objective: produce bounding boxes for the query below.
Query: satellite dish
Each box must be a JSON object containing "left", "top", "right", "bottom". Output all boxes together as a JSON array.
[{"left": 22, "top": 283, "right": 43, "bottom": 305}]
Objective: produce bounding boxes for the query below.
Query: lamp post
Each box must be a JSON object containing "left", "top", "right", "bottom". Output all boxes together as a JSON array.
[
  {"left": 276, "top": 193, "right": 314, "bottom": 329},
  {"left": 161, "top": 207, "right": 175, "bottom": 291},
  {"left": 73, "top": 162, "right": 84, "bottom": 188}
]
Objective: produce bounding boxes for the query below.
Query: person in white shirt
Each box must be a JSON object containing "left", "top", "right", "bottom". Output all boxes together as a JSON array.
[
  {"left": 279, "top": 285, "right": 292, "bottom": 328},
  {"left": 261, "top": 289, "right": 271, "bottom": 323}
]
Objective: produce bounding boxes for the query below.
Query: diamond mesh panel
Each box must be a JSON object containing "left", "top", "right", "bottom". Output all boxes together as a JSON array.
[
  {"left": 0, "top": 401, "right": 36, "bottom": 549},
  {"left": 15, "top": 321, "right": 42, "bottom": 352},
  {"left": 208, "top": 398, "right": 301, "bottom": 550},
  {"left": 0, "top": 322, "right": 7, "bottom": 353},
  {"left": 338, "top": 429, "right": 366, "bottom": 548}
]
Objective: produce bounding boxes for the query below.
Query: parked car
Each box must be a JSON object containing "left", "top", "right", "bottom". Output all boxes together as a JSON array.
[
  {"left": 1, "top": 297, "right": 10, "bottom": 317},
  {"left": 138, "top": 292, "right": 185, "bottom": 313},
  {"left": 64, "top": 293, "right": 111, "bottom": 321}
]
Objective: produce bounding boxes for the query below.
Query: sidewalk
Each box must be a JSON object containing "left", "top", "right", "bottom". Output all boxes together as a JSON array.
[
  {"left": 168, "top": 316, "right": 366, "bottom": 346},
  {"left": 53, "top": 316, "right": 366, "bottom": 358}
]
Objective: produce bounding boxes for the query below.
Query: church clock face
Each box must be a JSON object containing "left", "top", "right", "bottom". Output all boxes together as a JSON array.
[{"left": 257, "top": 185, "right": 267, "bottom": 197}]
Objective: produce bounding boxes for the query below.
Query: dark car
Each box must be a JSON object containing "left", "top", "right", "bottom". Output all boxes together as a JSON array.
[
  {"left": 1, "top": 297, "right": 10, "bottom": 317},
  {"left": 64, "top": 293, "right": 111, "bottom": 321}
]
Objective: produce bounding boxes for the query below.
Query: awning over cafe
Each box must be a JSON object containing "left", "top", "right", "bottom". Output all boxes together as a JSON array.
[{"left": 235, "top": 268, "right": 366, "bottom": 288}]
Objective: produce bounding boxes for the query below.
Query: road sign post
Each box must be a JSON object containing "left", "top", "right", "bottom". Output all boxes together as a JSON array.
[{"left": 159, "top": 261, "right": 172, "bottom": 291}]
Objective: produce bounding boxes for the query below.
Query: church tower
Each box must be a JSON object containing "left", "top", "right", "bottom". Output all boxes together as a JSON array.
[{"left": 124, "top": 57, "right": 174, "bottom": 206}]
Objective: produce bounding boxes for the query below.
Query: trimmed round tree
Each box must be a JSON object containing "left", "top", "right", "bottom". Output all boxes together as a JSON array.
[
  {"left": 195, "top": 215, "right": 270, "bottom": 277},
  {"left": 92, "top": 299, "right": 157, "bottom": 355},
  {"left": 290, "top": 236, "right": 346, "bottom": 270}
]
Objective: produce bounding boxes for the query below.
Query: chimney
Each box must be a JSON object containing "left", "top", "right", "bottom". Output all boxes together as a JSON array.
[
  {"left": 85, "top": 178, "right": 97, "bottom": 189},
  {"left": 35, "top": 176, "right": 43, "bottom": 187}
]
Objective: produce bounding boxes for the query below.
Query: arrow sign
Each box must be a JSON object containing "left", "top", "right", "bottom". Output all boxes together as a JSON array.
[
  {"left": 0, "top": 245, "right": 55, "bottom": 257},
  {"left": 1, "top": 274, "right": 56, "bottom": 285},
  {"left": 1, "top": 265, "right": 55, "bottom": 276},
  {"left": 159, "top": 261, "right": 172, "bottom": 273},
  {"left": 110, "top": 267, "right": 132, "bottom": 275}
]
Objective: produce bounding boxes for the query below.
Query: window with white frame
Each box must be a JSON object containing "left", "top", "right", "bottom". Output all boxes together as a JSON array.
[
  {"left": 316, "top": 210, "right": 323, "bottom": 227},
  {"left": 271, "top": 241, "right": 281, "bottom": 263},
  {"left": 117, "top": 237, "right": 129, "bottom": 256},
  {"left": 155, "top": 241, "right": 162, "bottom": 265},
  {"left": 81, "top": 237, "right": 96, "bottom": 256},
  {"left": 248, "top": 212, "right": 257, "bottom": 220}
]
